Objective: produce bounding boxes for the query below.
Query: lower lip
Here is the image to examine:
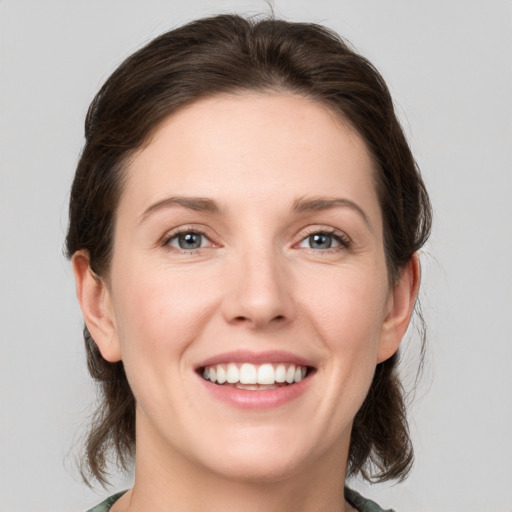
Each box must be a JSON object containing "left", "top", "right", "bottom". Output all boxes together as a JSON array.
[{"left": 198, "top": 374, "right": 313, "bottom": 410}]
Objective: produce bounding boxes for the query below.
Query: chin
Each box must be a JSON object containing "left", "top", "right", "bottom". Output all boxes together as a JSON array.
[
  {"left": 193, "top": 427, "right": 320, "bottom": 484},
  {"left": 206, "top": 453, "right": 305, "bottom": 485}
]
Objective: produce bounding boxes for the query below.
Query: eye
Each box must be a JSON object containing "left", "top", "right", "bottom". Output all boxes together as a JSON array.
[
  {"left": 297, "top": 231, "right": 348, "bottom": 250},
  {"left": 166, "top": 231, "right": 211, "bottom": 251}
]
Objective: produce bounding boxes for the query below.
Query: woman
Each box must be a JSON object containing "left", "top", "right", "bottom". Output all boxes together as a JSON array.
[{"left": 67, "top": 14, "right": 431, "bottom": 512}]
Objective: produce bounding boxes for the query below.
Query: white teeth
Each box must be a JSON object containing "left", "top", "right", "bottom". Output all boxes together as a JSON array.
[
  {"left": 235, "top": 383, "right": 280, "bottom": 390},
  {"left": 275, "top": 364, "right": 286, "bottom": 383},
  {"left": 202, "top": 362, "right": 309, "bottom": 387},
  {"left": 257, "top": 363, "right": 275, "bottom": 385},
  {"left": 216, "top": 365, "right": 227, "bottom": 384},
  {"left": 239, "top": 363, "right": 257, "bottom": 384},
  {"left": 226, "top": 363, "right": 239, "bottom": 383}
]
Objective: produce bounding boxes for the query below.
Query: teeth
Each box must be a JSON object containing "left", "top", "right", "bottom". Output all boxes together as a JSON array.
[
  {"left": 257, "top": 363, "right": 275, "bottom": 385},
  {"left": 216, "top": 365, "right": 227, "bottom": 384},
  {"left": 201, "top": 362, "right": 309, "bottom": 386},
  {"left": 275, "top": 364, "right": 286, "bottom": 383},
  {"left": 239, "top": 363, "right": 257, "bottom": 384},
  {"left": 235, "top": 383, "right": 280, "bottom": 390},
  {"left": 226, "top": 363, "right": 239, "bottom": 383}
]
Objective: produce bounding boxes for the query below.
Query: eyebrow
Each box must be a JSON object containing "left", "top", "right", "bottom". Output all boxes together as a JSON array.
[
  {"left": 140, "top": 194, "right": 372, "bottom": 231},
  {"left": 291, "top": 196, "right": 372, "bottom": 231},
  {"left": 140, "top": 196, "right": 222, "bottom": 223}
]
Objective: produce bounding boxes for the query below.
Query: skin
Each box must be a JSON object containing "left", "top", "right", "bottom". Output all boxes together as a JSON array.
[{"left": 73, "top": 93, "right": 420, "bottom": 512}]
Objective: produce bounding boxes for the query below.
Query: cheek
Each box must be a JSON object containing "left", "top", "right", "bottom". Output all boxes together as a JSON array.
[
  {"left": 299, "top": 262, "right": 390, "bottom": 415},
  {"left": 111, "top": 262, "right": 220, "bottom": 366},
  {"left": 109, "top": 263, "right": 225, "bottom": 424},
  {"left": 303, "top": 266, "right": 389, "bottom": 350}
]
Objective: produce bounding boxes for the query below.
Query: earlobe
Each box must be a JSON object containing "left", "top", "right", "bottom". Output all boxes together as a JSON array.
[
  {"left": 72, "top": 250, "right": 122, "bottom": 363},
  {"left": 377, "top": 253, "right": 421, "bottom": 363}
]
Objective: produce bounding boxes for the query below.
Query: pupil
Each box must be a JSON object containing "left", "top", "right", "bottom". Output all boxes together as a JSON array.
[
  {"left": 310, "top": 233, "right": 331, "bottom": 249},
  {"left": 179, "top": 232, "right": 201, "bottom": 249}
]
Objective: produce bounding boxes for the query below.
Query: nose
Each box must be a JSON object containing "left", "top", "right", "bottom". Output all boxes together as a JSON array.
[{"left": 221, "top": 246, "right": 295, "bottom": 330}]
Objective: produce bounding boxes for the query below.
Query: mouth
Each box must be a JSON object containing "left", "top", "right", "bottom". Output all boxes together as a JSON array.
[
  {"left": 199, "top": 362, "right": 313, "bottom": 390},
  {"left": 195, "top": 351, "right": 316, "bottom": 408}
]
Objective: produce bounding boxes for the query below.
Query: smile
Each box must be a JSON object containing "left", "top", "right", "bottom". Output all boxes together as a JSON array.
[
  {"left": 201, "top": 362, "right": 309, "bottom": 389},
  {"left": 195, "top": 351, "right": 315, "bottom": 408}
]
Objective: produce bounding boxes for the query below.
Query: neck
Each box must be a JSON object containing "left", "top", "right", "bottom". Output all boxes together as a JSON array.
[
  {"left": 113, "top": 416, "right": 353, "bottom": 512},
  {"left": 127, "top": 467, "right": 348, "bottom": 512}
]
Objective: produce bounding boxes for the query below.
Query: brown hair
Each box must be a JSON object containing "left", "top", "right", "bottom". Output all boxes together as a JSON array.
[{"left": 66, "top": 13, "right": 432, "bottom": 486}]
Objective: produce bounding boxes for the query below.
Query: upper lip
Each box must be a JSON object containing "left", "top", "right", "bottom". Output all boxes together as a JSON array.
[{"left": 195, "top": 350, "right": 315, "bottom": 370}]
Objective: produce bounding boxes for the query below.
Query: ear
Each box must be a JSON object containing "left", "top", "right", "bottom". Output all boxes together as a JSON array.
[
  {"left": 72, "top": 250, "right": 122, "bottom": 363},
  {"left": 377, "top": 253, "right": 421, "bottom": 363}
]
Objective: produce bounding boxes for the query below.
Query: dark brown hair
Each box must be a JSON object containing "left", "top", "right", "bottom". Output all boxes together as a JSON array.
[{"left": 66, "top": 13, "right": 432, "bottom": 486}]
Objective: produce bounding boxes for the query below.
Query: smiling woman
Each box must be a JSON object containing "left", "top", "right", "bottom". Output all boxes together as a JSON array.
[{"left": 66, "top": 14, "right": 431, "bottom": 512}]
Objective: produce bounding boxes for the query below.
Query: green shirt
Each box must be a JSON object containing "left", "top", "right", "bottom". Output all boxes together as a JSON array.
[{"left": 86, "top": 488, "right": 394, "bottom": 512}]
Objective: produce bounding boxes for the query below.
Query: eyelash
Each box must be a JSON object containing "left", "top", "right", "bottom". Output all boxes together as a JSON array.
[
  {"left": 162, "top": 226, "right": 351, "bottom": 253},
  {"left": 297, "top": 227, "right": 351, "bottom": 252},
  {"left": 162, "top": 226, "right": 214, "bottom": 253}
]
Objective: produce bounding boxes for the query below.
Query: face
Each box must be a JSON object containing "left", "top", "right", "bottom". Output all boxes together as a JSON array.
[{"left": 78, "top": 93, "right": 414, "bottom": 484}]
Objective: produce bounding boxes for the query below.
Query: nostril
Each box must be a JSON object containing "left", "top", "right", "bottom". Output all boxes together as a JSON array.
[
  {"left": 226, "top": 308, "right": 291, "bottom": 328},
  {"left": 235, "top": 315, "right": 285, "bottom": 322}
]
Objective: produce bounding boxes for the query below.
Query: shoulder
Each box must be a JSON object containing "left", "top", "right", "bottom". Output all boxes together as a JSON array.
[
  {"left": 86, "top": 491, "right": 127, "bottom": 512},
  {"left": 345, "top": 487, "right": 396, "bottom": 512},
  {"left": 87, "top": 488, "right": 392, "bottom": 512}
]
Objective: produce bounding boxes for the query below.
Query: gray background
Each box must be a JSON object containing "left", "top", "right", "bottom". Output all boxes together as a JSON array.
[{"left": 1, "top": 0, "right": 511, "bottom": 511}]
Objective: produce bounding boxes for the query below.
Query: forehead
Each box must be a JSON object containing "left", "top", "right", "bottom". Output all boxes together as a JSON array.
[{"left": 119, "top": 92, "right": 380, "bottom": 222}]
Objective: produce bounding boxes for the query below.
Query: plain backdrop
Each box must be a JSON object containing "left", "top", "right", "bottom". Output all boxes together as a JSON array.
[{"left": 0, "top": 1, "right": 511, "bottom": 511}]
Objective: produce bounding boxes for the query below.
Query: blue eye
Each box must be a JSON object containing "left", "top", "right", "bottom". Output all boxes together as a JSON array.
[
  {"left": 168, "top": 231, "right": 209, "bottom": 250},
  {"left": 298, "top": 232, "right": 345, "bottom": 250}
]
